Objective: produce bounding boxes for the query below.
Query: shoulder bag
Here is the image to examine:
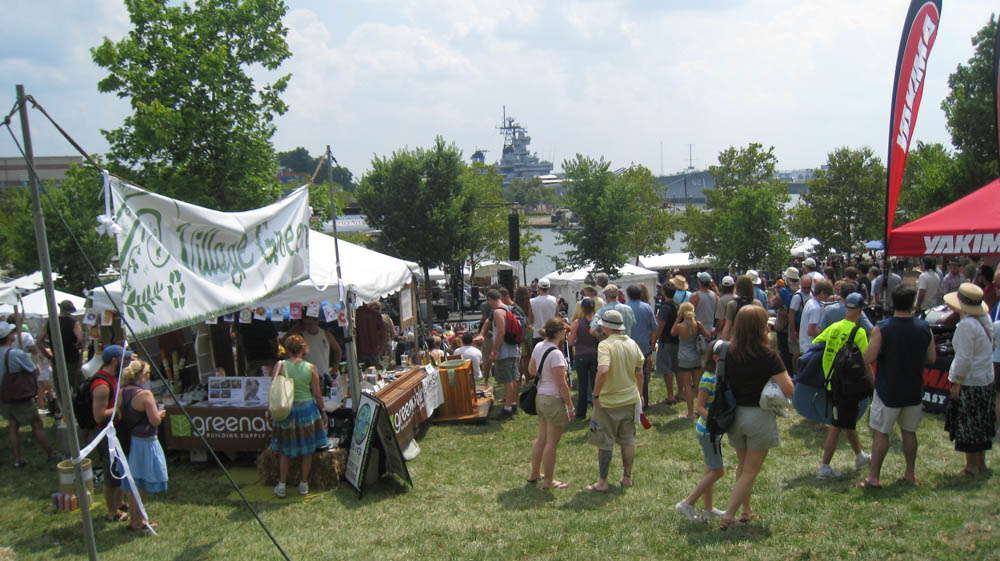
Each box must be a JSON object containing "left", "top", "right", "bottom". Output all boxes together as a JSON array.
[
  {"left": 1, "top": 348, "right": 39, "bottom": 403},
  {"left": 268, "top": 360, "right": 294, "bottom": 421},
  {"left": 518, "top": 346, "right": 558, "bottom": 415}
]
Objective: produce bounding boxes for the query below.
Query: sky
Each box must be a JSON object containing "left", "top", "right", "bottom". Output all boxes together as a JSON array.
[{"left": 1, "top": 0, "right": 997, "bottom": 177}]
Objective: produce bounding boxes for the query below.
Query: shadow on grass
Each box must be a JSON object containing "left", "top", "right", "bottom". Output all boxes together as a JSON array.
[
  {"left": 495, "top": 484, "right": 556, "bottom": 510},
  {"left": 684, "top": 522, "right": 773, "bottom": 545},
  {"left": 853, "top": 477, "right": 921, "bottom": 501},
  {"left": 9, "top": 514, "right": 148, "bottom": 560},
  {"left": 785, "top": 418, "right": 828, "bottom": 447},
  {"left": 330, "top": 475, "right": 410, "bottom": 510},
  {"left": 655, "top": 416, "right": 694, "bottom": 435},
  {"left": 782, "top": 470, "right": 864, "bottom": 491},
  {"left": 932, "top": 470, "right": 993, "bottom": 492},
  {"left": 448, "top": 421, "right": 502, "bottom": 435},
  {"left": 558, "top": 488, "right": 618, "bottom": 511},
  {"left": 171, "top": 539, "right": 222, "bottom": 561}
]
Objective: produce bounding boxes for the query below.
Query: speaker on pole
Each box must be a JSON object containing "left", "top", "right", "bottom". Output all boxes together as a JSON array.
[{"left": 508, "top": 213, "right": 520, "bottom": 262}]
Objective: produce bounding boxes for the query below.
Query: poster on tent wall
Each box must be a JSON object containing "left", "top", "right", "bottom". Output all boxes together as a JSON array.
[
  {"left": 885, "top": 0, "right": 941, "bottom": 243},
  {"left": 110, "top": 177, "right": 311, "bottom": 339}
]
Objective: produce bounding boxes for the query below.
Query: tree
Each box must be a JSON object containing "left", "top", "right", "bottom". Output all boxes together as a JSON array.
[
  {"left": 0, "top": 165, "right": 116, "bottom": 294},
  {"left": 356, "top": 137, "right": 473, "bottom": 287},
  {"left": 514, "top": 214, "right": 543, "bottom": 283},
  {"left": 558, "top": 155, "right": 672, "bottom": 276},
  {"left": 502, "top": 177, "right": 556, "bottom": 208},
  {"left": 91, "top": 0, "right": 291, "bottom": 211},
  {"left": 454, "top": 164, "right": 507, "bottom": 280},
  {"left": 788, "top": 146, "right": 885, "bottom": 256},
  {"left": 278, "top": 146, "right": 355, "bottom": 190},
  {"left": 683, "top": 143, "right": 791, "bottom": 272},
  {"left": 896, "top": 141, "right": 958, "bottom": 223},
  {"left": 941, "top": 16, "right": 999, "bottom": 194}
]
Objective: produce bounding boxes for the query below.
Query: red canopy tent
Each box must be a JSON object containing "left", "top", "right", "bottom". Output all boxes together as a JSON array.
[{"left": 889, "top": 178, "right": 1000, "bottom": 256}]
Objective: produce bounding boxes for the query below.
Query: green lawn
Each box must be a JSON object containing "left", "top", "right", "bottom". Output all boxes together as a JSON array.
[{"left": 1, "top": 383, "right": 998, "bottom": 561}]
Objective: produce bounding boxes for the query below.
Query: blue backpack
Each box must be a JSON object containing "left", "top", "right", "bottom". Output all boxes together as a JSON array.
[{"left": 795, "top": 341, "right": 826, "bottom": 388}]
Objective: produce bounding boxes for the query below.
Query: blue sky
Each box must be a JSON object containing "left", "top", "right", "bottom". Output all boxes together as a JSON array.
[{"left": 1, "top": 0, "right": 996, "bottom": 177}]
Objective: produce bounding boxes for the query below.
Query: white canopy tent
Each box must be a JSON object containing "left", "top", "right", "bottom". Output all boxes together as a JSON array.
[
  {"left": 541, "top": 264, "right": 659, "bottom": 310},
  {"left": 1, "top": 271, "right": 62, "bottom": 292},
  {"left": 0, "top": 286, "right": 16, "bottom": 306},
  {"left": 90, "top": 230, "right": 415, "bottom": 313},
  {"left": 791, "top": 238, "right": 820, "bottom": 258},
  {"left": 0, "top": 288, "right": 86, "bottom": 317},
  {"left": 638, "top": 252, "right": 711, "bottom": 271}
]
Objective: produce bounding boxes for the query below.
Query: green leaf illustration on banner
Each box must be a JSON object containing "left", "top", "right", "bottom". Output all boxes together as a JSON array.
[
  {"left": 122, "top": 282, "right": 164, "bottom": 325},
  {"left": 167, "top": 269, "right": 186, "bottom": 308},
  {"left": 170, "top": 414, "right": 192, "bottom": 437}
]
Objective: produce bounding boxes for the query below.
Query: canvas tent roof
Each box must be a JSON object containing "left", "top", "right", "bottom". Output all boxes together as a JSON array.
[
  {"left": 90, "top": 230, "right": 414, "bottom": 312},
  {"left": 541, "top": 264, "right": 659, "bottom": 308},
  {"left": 790, "top": 238, "right": 820, "bottom": 257},
  {"left": 638, "top": 252, "right": 710, "bottom": 271},
  {"left": 889, "top": 178, "right": 1000, "bottom": 256},
  {"left": 0, "top": 289, "right": 86, "bottom": 317},
  {"left": 1, "top": 271, "right": 62, "bottom": 292}
]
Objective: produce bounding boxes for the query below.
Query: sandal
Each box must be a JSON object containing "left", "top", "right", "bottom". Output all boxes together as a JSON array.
[
  {"left": 584, "top": 483, "right": 611, "bottom": 493},
  {"left": 738, "top": 514, "right": 754, "bottom": 524},
  {"left": 526, "top": 477, "right": 541, "bottom": 484},
  {"left": 541, "top": 480, "right": 570, "bottom": 489},
  {"left": 719, "top": 517, "right": 736, "bottom": 531},
  {"left": 106, "top": 511, "right": 128, "bottom": 523},
  {"left": 855, "top": 480, "right": 882, "bottom": 489}
]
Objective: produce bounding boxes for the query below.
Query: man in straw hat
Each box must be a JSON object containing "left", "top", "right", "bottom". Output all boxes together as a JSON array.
[{"left": 586, "top": 310, "right": 644, "bottom": 492}]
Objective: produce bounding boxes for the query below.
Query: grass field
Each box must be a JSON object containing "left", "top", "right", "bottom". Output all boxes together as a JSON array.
[{"left": 1, "top": 381, "right": 998, "bottom": 561}]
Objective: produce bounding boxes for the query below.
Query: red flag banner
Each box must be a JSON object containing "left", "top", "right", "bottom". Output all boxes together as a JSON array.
[{"left": 885, "top": 0, "right": 942, "bottom": 244}]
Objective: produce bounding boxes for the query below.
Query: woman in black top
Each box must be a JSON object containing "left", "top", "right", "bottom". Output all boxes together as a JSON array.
[{"left": 719, "top": 305, "right": 793, "bottom": 529}]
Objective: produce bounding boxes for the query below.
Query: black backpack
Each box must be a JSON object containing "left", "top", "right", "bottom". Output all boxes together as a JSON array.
[
  {"left": 73, "top": 371, "right": 114, "bottom": 430},
  {"left": 826, "top": 323, "right": 872, "bottom": 405},
  {"left": 706, "top": 342, "right": 737, "bottom": 452}
]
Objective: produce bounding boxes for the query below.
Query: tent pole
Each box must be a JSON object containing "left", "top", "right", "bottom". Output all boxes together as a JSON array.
[
  {"left": 17, "top": 84, "right": 99, "bottom": 561},
  {"left": 326, "top": 146, "right": 361, "bottom": 410}
]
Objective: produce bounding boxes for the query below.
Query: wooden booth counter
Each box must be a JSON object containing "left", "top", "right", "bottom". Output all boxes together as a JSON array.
[
  {"left": 433, "top": 359, "right": 492, "bottom": 423},
  {"left": 164, "top": 404, "right": 271, "bottom": 453},
  {"left": 375, "top": 366, "right": 444, "bottom": 450}
]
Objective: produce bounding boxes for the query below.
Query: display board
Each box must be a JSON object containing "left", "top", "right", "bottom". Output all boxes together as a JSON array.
[
  {"left": 345, "top": 393, "right": 411, "bottom": 497},
  {"left": 164, "top": 405, "right": 271, "bottom": 451},
  {"left": 206, "top": 376, "right": 272, "bottom": 407}
]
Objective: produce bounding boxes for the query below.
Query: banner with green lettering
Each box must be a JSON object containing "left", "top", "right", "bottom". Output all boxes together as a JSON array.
[{"left": 110, "top": 177, "right": 310, "bottom": 339}]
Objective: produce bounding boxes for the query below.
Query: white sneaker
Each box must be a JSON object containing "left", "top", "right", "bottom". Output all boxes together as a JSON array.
[
  {"left": 675, "top": 501, "right": 702, "bottom": 522},
  {"left": 298, "top": 481, "right": 309, "bottom": 495},
  {"left": 273, "top": 482, "right": 286, "bottom": 498},
  {"left": 855, "top": 451, "right": 871, "bottom": 469},
  {"left": 817, "top": 464, "right": 843, "bottom": 479},
  {"left": 702, "top": 507, "right": 726, "bottom": 521}
]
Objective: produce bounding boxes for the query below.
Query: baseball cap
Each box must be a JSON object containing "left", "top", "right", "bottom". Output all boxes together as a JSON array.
[
  {"left": 746, "top": 270, "right": 762, "bottom": 285},
  {"left": 0, "top": 322, "right": 15, "bottom": 339},
  {"left": 721, "top": 275, "right": 735, "bottom": 287},
  {"left": 598, "top": 310, "right": 626, "bottom": 331},
  {"left": 696, "top": 271, "right": 711, "bottom": 284},
  {"left": 803, "top": 257, "right": 817, "bottom": 268},
  {"left": 844, "top": 293, "right": 865, "bottom": 309},
  {"left": 538, "top": 278, "right": 551, "bottom": 289},
  {"left": 102, "top": 344, "right": 132, "bottom": 363}
]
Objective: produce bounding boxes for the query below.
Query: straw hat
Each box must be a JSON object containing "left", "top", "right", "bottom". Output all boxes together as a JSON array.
[
  {"left": 943, "top": 282, "right": 988, "bottom": 316},
  {"left": 669, "top": 275, "right": 688, "bottom": 291}
]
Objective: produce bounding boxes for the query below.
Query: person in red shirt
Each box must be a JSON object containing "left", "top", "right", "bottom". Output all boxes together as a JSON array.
[{"left": 91, "top": 344, "right": 131, "bottom": 522}]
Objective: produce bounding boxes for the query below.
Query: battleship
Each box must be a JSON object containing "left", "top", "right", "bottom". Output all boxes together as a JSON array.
[{"left": 471, "top": 108, "right": 553, "bottom": 185}]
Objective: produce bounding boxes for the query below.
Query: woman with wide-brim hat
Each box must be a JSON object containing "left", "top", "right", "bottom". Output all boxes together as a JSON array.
[
  {"left": 670, "top": 275, "right": 691, "bottom": 305},
  {"left": 943, "top": 282, "right": 996, "bottom": 476}
]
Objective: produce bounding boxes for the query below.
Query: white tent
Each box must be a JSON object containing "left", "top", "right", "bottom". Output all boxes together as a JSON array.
[
  {"left": 0, "top": 288, "right": 86, "bottom": 317},
  {"left": 1, "top": 271, "right": 62, "bottom": 292},
  {"left": 90, "top": 230, "right": 415, "bottom": 312},
  {"left": 638, "top": 252, "right": 711, "bottom": 271},
  {"left": 541, "top": 264, "right": 659, "bottom": 308},
  {"left": 791, "top": 238, "right": 820, "bottom": 258},
  {"left": 0, "top": 286, "right": 16, "bottom": 306}
]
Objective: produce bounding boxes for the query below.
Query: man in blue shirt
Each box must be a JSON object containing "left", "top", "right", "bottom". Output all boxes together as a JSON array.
[
  {"left": 1, "top": 322, "right": 55, "bottom": 467},
  {"left": 819, "top": 280, "right": 874, "bottom": 333},
  {"left": 591, "top": 284, "right": 636, "bottom": 336},
  {"left": 625, "top": 285, "right": 657, "bottom": 408}
]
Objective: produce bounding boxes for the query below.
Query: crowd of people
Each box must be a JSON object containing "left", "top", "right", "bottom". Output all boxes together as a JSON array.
[{"left": 463, "top": 255, "right": 998, "bottom": 528}]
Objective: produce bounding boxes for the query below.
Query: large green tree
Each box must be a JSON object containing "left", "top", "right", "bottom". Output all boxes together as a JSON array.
[
  {"left": 91, "top": 0, "right": 291, "bottom": 211},
  {"left": 788, "top": 146, "right": 885, "bottom": 256},
  {"left": 0, "top": 165, "right": 116, "bottom": 294},
  {"left": 940, "top": 16, "right": 999, "bottom": 194},
  {"left": 558, "top": 155, "right": 671, "bottom": 276},
  {"left": 683, "top": 143, "right": 791, "bottom": 272},
  {"left": 502, "top": 177, "right": 556, "bottom": 208},
  {"left": 896, "top": 141, "right": 958, "bottom": 223}
]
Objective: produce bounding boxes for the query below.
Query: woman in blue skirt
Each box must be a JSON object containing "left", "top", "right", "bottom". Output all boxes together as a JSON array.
[
  {"left": 271, "top": 334, "right": 328, "bottom": 497},
  {"left": 120, "top": 359, "right": 168, "bottom": 531}
]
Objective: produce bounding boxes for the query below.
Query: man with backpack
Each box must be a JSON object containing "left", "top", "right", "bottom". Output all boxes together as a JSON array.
[
  {"left": 86, "top": 344, "right": 132, "bottom": 521},
  {"left": 1, "top": 322, "right": 56, "bottom": 467},
  {"left": 484, "top": 289, "right": 522, "bottom": 419},
  {"left": 810, "top": 293, "right": 873, "bottom": 479}
]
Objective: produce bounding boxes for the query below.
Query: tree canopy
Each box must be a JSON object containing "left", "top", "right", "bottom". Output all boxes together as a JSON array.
[
  {"left": 558, "top": 155, "right": 671, "bottom": 276},
  {"left": 278, "top": 146, "right": 355, "bottom": 191},
  {"left": 788, "top": 146, "right": 884, "bottom": 256},
  {"left": 92, "top": 0, "right": 291, "bottom": 211},
  {"left": 683, "top": 143, "right": 790, "bottom": 272}
]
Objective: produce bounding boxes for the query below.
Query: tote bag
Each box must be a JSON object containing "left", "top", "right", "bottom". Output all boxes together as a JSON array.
[{"left": 268, "top": 361, "right": 294, "bottom": 421}]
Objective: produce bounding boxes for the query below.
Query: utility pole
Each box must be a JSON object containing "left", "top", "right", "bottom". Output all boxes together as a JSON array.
[
  {"left": 17, "top": 84, "right": 99, "bottom": 561},
  {"left": 327, "top": 146, "right": 360, "bottom": 411}
]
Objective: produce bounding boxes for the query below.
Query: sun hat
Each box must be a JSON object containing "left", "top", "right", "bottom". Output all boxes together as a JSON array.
[
  {"left": 538, "top": 278, "right": 551, "bottom": 289},
  {"left": 669, "top": 275, "right": 688, "bottom": 291},
  {"left": 943, "top": 282, "right": 988, "bottom": 316},
  {"left": 803, "top": 257, "right": 817, "bottom": 268},
  {"left": 101, "top": 344, "right": 132, "bottom": 363},
  {"left": 783, "top": 267, "right": 800, "bottom": 281},
  {"left": 720, "top": 275, "right": 735, "bottom": 287},
  {"left": 844, "top": 293, "right": 865, "bottom": 309},
  {"left": 0, "top": 322, "right": 15, "bottom": 339},
  {"left": 598, "top": 310, "right": 626, "bottom": 331},
  {"left": 746, "top": 270, "right": 762, "bottom": 285}
]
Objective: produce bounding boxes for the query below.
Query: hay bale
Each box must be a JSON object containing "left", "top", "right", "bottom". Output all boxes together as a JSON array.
[{"left": 257, "top": 448, "right": 348, "bottom": 489}]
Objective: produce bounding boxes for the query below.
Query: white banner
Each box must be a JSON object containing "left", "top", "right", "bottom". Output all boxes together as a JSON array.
[{"left": 110, "top": 177, "right": 311, "bottom": 339}]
